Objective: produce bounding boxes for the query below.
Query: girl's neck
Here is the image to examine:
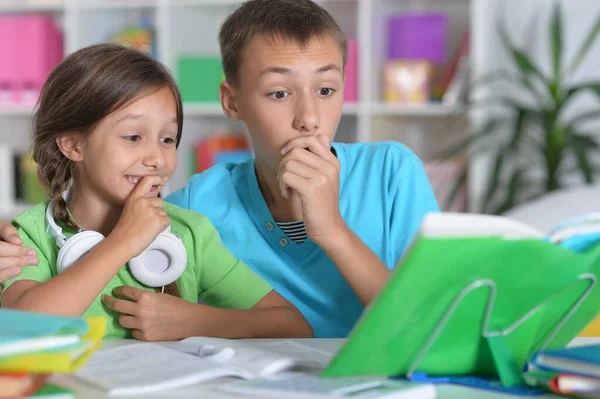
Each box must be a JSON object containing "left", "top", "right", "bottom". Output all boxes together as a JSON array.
[
  {"left": 254, "top": 158, "right": 303, "bottom": 222},
  {"left": 67, "top": 188, "right": 123, "bottom": 236}
]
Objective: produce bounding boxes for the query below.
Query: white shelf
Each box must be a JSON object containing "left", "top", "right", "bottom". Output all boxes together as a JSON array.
[
  {"left": 76, "top": 0, "right": 157, "bottom": 10},
  {"left": 167, "top": 0, "right": 243, "bottom": 7},
  {"left": 0, "top": 2, "right": 63, "bottom": 12},
  {"left": 370, "top": 103, "right": 465, "bottom": 117},
  {"left": 0, "top": 106, "right": 36, "bottom": 117},
  {"left": 0, "top": 0, "right": 474, "bottom": 199}
]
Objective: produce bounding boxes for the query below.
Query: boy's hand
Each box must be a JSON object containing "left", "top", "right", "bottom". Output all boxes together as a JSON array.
[
  {"left": 102, "top": 286, "right": 194, "bottom": 341},
  {"left": 0, "top": 221, "right": 38, "bottom": 283},
  {"left": 278, "top": 135, "right": 347, "bottom": 245},
  {"left": 110, "top": 176, "right": 170, "bottom": 259}
]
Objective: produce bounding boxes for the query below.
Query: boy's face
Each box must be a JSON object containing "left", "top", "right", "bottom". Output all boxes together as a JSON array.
[{"left": 223, "top": 34, "right": 345, "bottom": 173}]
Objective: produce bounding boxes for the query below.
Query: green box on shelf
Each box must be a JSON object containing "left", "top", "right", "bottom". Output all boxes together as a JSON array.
[{"left": 178, "top": 55, "right": 224, "bottom": 103}]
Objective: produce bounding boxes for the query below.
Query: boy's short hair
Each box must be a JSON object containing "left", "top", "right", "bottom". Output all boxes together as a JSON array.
[{"left": 218, "top": 0, "right": 348, "bottom": 84}]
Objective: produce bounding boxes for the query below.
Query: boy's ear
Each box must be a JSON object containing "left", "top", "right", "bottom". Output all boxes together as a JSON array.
[
  {"left": 56, "top": 133, "right": 84, "bottom": 162},
  {"left": 220, "top": 81, "right": 241, "bottom": 121}
]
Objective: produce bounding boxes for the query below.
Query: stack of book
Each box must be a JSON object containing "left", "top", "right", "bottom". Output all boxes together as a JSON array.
[
  {"left": 524, "top": 344, "right": 600, "bottom": 397},
  {"left": 0, "top": 309, "right": 105, "bottom": 398}
]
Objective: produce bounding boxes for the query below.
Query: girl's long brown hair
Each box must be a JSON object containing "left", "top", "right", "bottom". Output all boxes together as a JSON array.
[{"left": 33, "top": 43, "right": 184, "bottom": 297}]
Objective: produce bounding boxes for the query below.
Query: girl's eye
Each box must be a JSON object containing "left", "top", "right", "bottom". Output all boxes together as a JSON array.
[
  {"left": 269, "top": 91, "right": 289, "bottom": 100},
  {"left": 318, "top": 88, "right": 335, "bottom": 97},
  {"left": 124, "top": 135, "right": 141, "bottom": 142},
  {"left": 161, "top": 137, "right": 176, "bottom": 145}
]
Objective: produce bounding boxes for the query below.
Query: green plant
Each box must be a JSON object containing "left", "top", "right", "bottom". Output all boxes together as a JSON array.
[{"left": 443, "top": 3, "right": 600, "bottom": 214}]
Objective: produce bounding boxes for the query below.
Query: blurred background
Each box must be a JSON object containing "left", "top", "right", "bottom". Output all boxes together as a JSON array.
[{"left": 0, "top": 0, "right": 597, "bottom": 231}]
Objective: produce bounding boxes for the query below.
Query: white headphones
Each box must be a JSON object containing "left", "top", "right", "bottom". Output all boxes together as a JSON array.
[{"left": 45, "top": 192, "right": 187, "bottom": 288}]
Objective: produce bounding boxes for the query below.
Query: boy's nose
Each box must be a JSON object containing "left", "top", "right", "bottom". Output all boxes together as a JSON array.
[{"left": 293, "top": 96, "right": 320, "bottom": 133}]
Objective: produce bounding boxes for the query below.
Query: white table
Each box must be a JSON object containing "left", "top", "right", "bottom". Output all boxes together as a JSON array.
[{"left": 50, "top": 338, "right": 600, "bottom": 399}]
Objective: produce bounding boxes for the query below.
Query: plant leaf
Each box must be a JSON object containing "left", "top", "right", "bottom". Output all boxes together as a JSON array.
[
  {"left": 566, "top": 110, "right": 600, "bottom": 132},
  {"left": 470, "top": 69, "right": 548, "bottom": 107},
  {"left": 571, "top": 134, "right": 597, "bottom": 183},
  {"left": 492, "top": 170, "right": 523, "bottom": 214},
  {"left": 444, "top": 166, "right": 468, "bottom": 211},
  {"left": 483, "top": 152, "right": 506, "bottom": 210},
  {"left": 498, "top": 21, "right": 547, "bottom": 83},
  {"left": 562, "top": 82, "right": 600, "bottom": 107},
  {"left": 550, "top": 1, "right": 563, "bottom": 82},
  {"left": 567, "top": 12, "right": 600, "bottom": 75},
  {"left": 435, "top": 118, "right": 507, "bottom": 159},
  {"left": 508, "top": 108, "right": 528, "bottom": 149}
]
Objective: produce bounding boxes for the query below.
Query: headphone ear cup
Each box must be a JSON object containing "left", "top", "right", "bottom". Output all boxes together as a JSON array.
[
  {"left": 128, "top": 232, "right": 187, "bottom": 288},
  {"left": 56, "top": 231, "right": 105, "bottom": 274}
]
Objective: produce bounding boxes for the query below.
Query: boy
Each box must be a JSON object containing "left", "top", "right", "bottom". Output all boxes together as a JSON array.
[{"left": 0, "top": 0, "right": 439, "bottom": 337}]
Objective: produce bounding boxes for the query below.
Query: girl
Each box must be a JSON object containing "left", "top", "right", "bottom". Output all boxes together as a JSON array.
[{"left": 0, "top": 43, "right": 312, "bottom": 341}]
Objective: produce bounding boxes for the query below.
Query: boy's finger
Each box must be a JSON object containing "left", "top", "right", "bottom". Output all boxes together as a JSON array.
[
  {"left": 0, "top": 241, "right": 37, "bottom": 258},
  {"left": 281, "top": 135, "right": 333, "bottom": 160},
  {"left": 0, "top": 266, "right": 21, "bottom": 281},
  {"left": 130, "top": 175, "right": 165, "bottom": 198},
  {"left": 0, "top": 221, "right": 21, "bottom": 244}
]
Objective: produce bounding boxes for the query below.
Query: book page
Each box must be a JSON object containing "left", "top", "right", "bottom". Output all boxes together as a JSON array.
[
  {"left": 75, "top": 342, "right": 252, "bottom": 396},
  {"left": 421, "top": 212, "right": 544, "bottom": 240},
  {"left": 166, "top": 338, "right": 332, "bottom": 377}
]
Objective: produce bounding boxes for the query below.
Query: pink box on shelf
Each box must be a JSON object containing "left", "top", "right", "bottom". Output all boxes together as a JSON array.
[
  {"left": 0, "top": 16, "right": 20, "bottom": 106},
  {"left": 17, "top": 14, "right": 63, "bottom": 105},
  {"left": 344, "top": 38, "right": 358, "bottom": 103}
]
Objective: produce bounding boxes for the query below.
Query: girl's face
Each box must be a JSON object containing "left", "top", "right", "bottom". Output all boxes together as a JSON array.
[{"left": 73, "top": 86, "right": 179, "bottom": 206}]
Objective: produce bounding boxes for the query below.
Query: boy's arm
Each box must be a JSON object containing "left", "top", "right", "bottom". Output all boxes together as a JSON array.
[{"left": 279, "top": 136, "right": 439, "bottom": 306}]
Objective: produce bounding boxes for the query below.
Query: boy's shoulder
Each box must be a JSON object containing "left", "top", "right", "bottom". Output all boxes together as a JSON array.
[
  {"left": 334, "top": 141, "right": 426, "bottom": 174},
  {"left": 165, "top": 160, "right": 249, "bottom": 211}
]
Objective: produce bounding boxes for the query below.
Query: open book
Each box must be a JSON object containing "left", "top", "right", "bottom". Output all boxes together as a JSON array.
[
  {"left": 74, "top": 337, "right": 334, "bottom": 396},
  {"left": 417, "top": 212, "right": 600, "bottom": 252}
]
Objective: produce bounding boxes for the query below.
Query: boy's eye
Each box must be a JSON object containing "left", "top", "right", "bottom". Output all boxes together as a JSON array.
[
  {"left": 318, "top": 88, "right": 335, "bottom": 97},
  {"left": 124, "top": 135, "right": 141, "bottom": 142},
  {"left": 161, "top": 137, "right": 176, "bottom": 145},
  {"left": 269, "top": 91, "right": 288, "bottom": 100}
]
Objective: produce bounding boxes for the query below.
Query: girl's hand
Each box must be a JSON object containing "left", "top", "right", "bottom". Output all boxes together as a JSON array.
[
  {"left": 110, "top": 175, "right": 170, "bottom": 259},
  {"left": 102, "top": 286, "right": 194, "bottom": 341}
]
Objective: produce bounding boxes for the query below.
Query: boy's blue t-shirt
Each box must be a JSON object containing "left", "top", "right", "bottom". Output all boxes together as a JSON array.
[{"left": 166, "top": 141, "right": 440, "bottom": 337}]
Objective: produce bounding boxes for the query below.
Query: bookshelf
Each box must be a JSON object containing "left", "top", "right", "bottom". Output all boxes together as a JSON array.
[{"left": 0, "top": 0, "right": 472, "bottom": 218}]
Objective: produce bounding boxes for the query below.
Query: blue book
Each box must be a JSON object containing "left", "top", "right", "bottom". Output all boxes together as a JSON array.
[
  {"left": 530, "top": 345, "right": 600, "bottom": 378},
  {"left": 0, "top": 309, "right": 89, "bottom": 357}
]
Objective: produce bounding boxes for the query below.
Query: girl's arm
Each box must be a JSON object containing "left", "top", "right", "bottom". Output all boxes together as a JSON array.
[
  {"left": 2, "top": 236, "right": 131, "bottom": 316},
  {"left": 2, "top": 176, "right": 171, "bottom": 316}
]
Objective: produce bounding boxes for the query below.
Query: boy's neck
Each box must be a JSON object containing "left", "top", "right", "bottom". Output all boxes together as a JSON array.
[
  {"left": 254, "top": 159, "right": 303, "bottom": 222},
  {"left": 67, "top": 188, "right": 123, "bottom": 237}
]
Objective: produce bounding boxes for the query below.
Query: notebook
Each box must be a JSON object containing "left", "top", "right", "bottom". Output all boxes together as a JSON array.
[
  {"left": 0, "top": 317, "right": 106, "bottom": 374},
  {"left": 0, "top": 310, "right": 89, "bottom": 357},
  {"left": 74, "top": 338, "right": 333, "bottom": 396},
  {"left": 530, "top": 344, "right": 600, "bottom": 378}
]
